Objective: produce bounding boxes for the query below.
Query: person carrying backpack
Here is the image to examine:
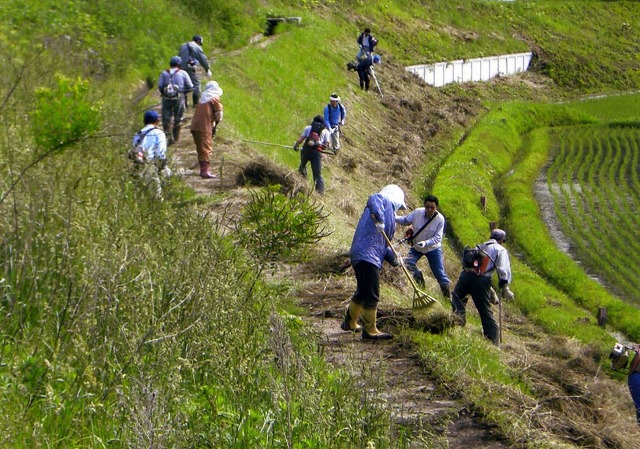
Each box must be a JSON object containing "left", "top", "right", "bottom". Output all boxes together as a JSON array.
[
  {"left": 395, "top": 194, "right": 451, "bottom": 300},
  {"left": 356, "top": 53, "right": 381, "bottom": 91},
  {"left": 293, "top": 115, "right": 332, "bottom": 194},
  {"left": 451, "top": 228, "right": 514, "bottom": 345},
  {"left": 131, "top": 110, "right": 170, "bottom": 200},
  {"left": 157, "top": 56, "right": 194, "bottom": 146},
  {"left": 178, "top": 35, "right": 212, "bottom": 108},
  {"left": 323, "top": 94, "right": 346, "bottom": 153}
]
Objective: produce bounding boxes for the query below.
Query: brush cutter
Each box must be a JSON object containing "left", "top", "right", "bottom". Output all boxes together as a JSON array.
[
  {"left": 242, "top": 139, "right": 336, "bottom": 155},
  {"left": 370, "top": 66, "right": 383, "bottom": 99},
  {"left": 381, "top": 230, "right": 437, "bottom": 310}
]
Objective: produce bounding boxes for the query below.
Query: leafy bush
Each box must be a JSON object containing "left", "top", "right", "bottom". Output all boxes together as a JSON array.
[
  {"left": 31, "top": 74, "right": 101, "bottom": 151},
  {"left": 238, "top": 186, "right": 332, "bottom": 264}
]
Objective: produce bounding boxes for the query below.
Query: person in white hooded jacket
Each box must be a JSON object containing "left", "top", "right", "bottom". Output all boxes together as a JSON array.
[{"left": 395, "top": 194, "right": 451, "bottom": 299}]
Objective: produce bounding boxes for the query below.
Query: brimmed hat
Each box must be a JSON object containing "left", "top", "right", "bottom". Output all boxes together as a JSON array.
[
  {"left": 329, "top": 93, "right": 341, "bottom": 102},
  {"left": 379, "top": 184, "right": 407, "bottom": 211},
  {"left": 490, "top": 229, "right": 506, "bottom": 241}
]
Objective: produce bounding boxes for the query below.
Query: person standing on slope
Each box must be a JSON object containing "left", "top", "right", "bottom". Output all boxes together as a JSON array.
[
  {"left": 293, "top": 115, "right": 332, "bottom": 195},
  {"left": 190, "top": 81, "right": 223, "bottom": 179},
  {"left": 451, "top": 228, "right": 515, "bottom": 345},
  {"left": 323, "top": 93, "right": 346, "bottom": 153},
  {"left": 341, "top": 184, "right": 406, "bottom": 340},
  {"left": 157, "top": 56, "right": 193, "bottom": 146},
  {"left": 395, "top": 194, "right": 451, "bottom": 300},
  {"left": 178, "top": 35, "right": 212, "bottom": 108}
]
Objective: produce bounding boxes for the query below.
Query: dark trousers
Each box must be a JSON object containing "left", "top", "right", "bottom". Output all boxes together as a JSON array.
[
  {"left": 451, "top": 270, "right": 498, "bottom": 344},
  {"left": 358, "top": 68, "right": 370, "bottom": 90},
  {"left": 184, "top": 66, "right": 200, "bottom": 106},
  {"left": 351, "top": 261, "right": 380, "bottom": 309},
  {"left": 629, "top": 371, "right": 640, "bottom": 424},
  {"left": 298, "top": 146, "right": 324, "bottom": 194}
]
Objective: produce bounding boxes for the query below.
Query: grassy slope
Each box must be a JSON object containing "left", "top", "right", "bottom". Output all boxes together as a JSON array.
[{"left": 2, "top": 0, "right": 640, "bottom": 446}]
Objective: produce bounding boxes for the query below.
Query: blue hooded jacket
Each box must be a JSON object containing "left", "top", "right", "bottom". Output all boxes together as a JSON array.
[{"left": 350, "top": 185, "right": 406, "bottom": 268}]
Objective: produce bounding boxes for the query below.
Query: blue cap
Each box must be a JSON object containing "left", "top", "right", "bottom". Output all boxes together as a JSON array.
[
  {"left": 373, "top": 55, "right": 381, "bottom": 64},
  {"left": 144, "top": 110, "right": 159, "bottom": 124},
  {"left": 193, "top": 35, "right": 203, "bottom": 44},
  {"left": 170, "top": 56, "right": 181, "bottom": 67}
]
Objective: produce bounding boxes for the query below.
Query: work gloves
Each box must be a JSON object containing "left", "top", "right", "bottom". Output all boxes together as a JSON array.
[
  {"left": 375, "top": 221, "right": 385, "bottom": 234},
  {"left": 502, "top": 285, "right": 515, "bottom": 301},
  {"left": 206, "top": 69, "right": 212, "bottom": 77},
  {"left": 390, "top": 255, "right": 401, "bottom": 267},
  {"left": 293, "top": 143, "right": 299, "bottom": 151},
  {"left": 489, "top": 287, "right": 500, "bottom": 305}
]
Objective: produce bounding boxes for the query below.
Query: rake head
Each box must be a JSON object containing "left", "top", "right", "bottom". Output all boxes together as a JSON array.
[{"left": 412, "top": 289, "right": 438, "bottom": 310}]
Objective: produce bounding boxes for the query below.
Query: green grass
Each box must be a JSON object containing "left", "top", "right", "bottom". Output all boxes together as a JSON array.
[{"left": 2, "top": 0, "right": 640, "bottom": 446}]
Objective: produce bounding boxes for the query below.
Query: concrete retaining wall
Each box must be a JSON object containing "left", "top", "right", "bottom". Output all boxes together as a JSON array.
[{"left": 406, "top": 52, "right": 532, "bottom": 87}]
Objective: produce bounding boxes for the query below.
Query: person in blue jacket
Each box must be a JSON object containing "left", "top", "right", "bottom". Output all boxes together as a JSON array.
[
  {"left": 323, "top": 93, "right": 346, "bottom": 153},
  {"left": 341, "top": 184, "right": 406, "bottom": 340}
]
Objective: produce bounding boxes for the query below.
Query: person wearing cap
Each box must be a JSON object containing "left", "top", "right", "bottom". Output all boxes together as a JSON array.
[
  {"left": 395, "top": 194, "right": 451, "bottom": 300},
  {"left": 341, "top": 184, "right": 406, "bottom": 340},
  {"left": 293, "top": 115, "right": 332, "bottom": 194},
  {"left": 450, "top": 228, "right": 514, "bottom": 345},
  {"left": 157, "top": 56, "right": 194, "bottom": 146},
  {"left": 356, "top": 53, "right": 381, "bottom": 91},
  {"left": 356, "top": 28, "right": 378, "bottom": 60},
  {"left": 131, "top": 110, "right": 169, "bottom": 200},
  {"left": 178, "top": 35, "right": 212, "bottom": 107},
  {"left": 323, "top": 94, "right": 346, "bottom": 153},
  {"left": 190, "top": 81, "right": 223, "bottom": 179}
]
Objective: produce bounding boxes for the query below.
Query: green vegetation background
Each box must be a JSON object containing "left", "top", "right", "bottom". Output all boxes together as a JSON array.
[{"left": 1, "top": 0, "right": 639, "bottom": 447}]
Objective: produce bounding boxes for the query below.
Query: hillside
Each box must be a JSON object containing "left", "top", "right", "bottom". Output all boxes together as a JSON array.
[{"left": 1, "top": 1, "right": 640, "bottom": 447}]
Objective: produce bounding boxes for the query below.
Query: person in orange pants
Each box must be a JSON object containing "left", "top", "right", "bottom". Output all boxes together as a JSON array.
[{"left": 190, "top": 81, "right": 223, "bottom": 179}]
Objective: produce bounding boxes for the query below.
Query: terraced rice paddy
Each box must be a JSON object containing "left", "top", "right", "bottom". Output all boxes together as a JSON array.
[{"left": 546, "top": 125, "right": 640, "bottom": 305}]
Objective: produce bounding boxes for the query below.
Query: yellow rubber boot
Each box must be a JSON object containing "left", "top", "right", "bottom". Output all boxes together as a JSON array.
[
  {"left": 340, "top": 302, "right": 363, "bottom": 332},
  {"left": 362, "top": 308, "right": 392, "bottom": 340}
]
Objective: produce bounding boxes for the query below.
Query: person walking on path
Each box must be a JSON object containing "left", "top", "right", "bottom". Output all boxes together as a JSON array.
[
  {"left": 341, "top": 184, "right": 406, "bottom": 340},
  {"left": 451, "top": 228, "right": 515, "bottom": 345},
  {"left": 356, "top": 28, "right": 378, "bottom": 60},
  {"left": 157, "top": 56, "right": 193, "bottom": 146},
  {"left": 293, "top": 115, "right": 332, "bottom": 195},
  {"left": 323, "top": 94, "right": 346, "bottom": 153},
  {"left": 626, "top": 344, "right": 640, "bottom": 425},
  {"left": 356, "top": 53, "right": 381, "bottom": 91},
  {"left": 131, "top": 110, "right": 169, "bottom": 200},
  {"left": 189, "top": 81, "right": 223, "bottom": 179},
  {"left": 178, "top": 35, "right": 212, "bottom": 108},
  {"left": 395, "top": 194, "right": 451, "bottom": 300}
]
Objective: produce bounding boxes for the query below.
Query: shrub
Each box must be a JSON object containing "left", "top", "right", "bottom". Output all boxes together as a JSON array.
[{"left": 238, "top": 186, "right": 332, "bottom": 264}]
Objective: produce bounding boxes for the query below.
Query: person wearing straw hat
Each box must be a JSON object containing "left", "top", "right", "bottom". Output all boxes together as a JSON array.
[
  {"left": 323, "top": 93, "right": 346, "bottom": 153},
  {"left": 190, "top": 80, "right": 223, "bottom": 179},
  {"left": 450, "top": 228, "right": 514, "bottom": 345},
  {"left": 341, "top": 184, "right": 406, "bottom": 340}
]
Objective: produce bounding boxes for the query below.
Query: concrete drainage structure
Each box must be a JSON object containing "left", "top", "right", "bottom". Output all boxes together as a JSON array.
[{"left": 406, "top": 52, "right": 532, "bottom": 87}]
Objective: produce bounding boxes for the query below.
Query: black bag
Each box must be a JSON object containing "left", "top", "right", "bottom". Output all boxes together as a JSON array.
[
  {"left": 462, "top": 243, "right": 495, "bottom": 275},
  {"left": 303, "top": 120, "right": 326, "bottom": 149}
]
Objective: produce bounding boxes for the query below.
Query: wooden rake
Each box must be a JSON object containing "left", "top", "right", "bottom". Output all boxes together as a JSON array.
[{"left": 382, "top": 231, "right": 438, "bottom": 310}]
